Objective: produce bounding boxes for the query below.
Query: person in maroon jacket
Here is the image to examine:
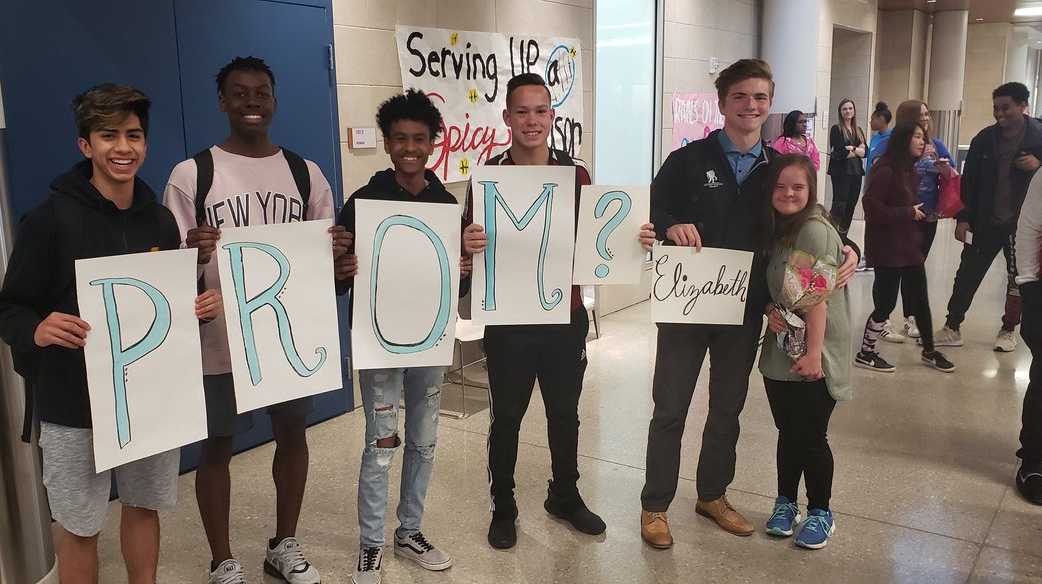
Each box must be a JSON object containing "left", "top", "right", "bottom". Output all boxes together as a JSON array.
[{"left": 856, "top": 121, "right": 955, "bottom": 374}]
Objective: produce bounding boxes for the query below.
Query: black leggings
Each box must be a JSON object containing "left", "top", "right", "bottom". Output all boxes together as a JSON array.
[
  {"left": 901, "top": 221, "right": 938, "bottom": 318},
  {"left": 873, "top": 266, "right": 935, "bottom": 352},
  {"left": 830, "top": 174, "right": 863, "bottom": 232},
  {"left": 764, "top": 378, "right": 837, "bottom": 511}
]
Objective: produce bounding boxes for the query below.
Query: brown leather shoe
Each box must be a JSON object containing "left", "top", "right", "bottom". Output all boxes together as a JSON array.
[
  {"left": 695, "top": 495, "right": 754, "bottom": 536},
  {"left": 640, "top": 510, "right": 674, "bottom": 549}
]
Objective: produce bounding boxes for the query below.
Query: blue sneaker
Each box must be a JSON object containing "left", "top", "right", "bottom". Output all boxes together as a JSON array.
[
  {"left": 765, "top": 496, "right": 801, "bottom": 537},
  {"left": 795, "top": 508, "right": 835, "bottom": 549}
]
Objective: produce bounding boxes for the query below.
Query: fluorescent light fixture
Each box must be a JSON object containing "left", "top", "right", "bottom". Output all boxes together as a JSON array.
[{"left": 1015, "top": 6, "right": 1042, "bottom": 16}]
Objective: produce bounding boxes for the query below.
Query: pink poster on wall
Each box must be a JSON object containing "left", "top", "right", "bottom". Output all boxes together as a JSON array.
[{"left": 672, "top": 92, "right": 724, "bottom": 152}]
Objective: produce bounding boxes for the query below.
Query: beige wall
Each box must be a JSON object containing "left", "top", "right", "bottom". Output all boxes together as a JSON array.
[
  {"left": 660, "top": 0, "right": 759, "bottom": 157},
  {"left": 960, "top": 23, "right": 1010, "bottom": 144},
  {"left": 331, "top": 0, "right": 594, "bottom": 200},
  {"left": 873, "top": 10, "right": 928, "bottom": 106}
]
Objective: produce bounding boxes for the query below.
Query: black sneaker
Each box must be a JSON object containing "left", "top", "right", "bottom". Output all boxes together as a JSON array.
[
  {"left": 1016, "top": 464, "right": 1042, "bottom": 505},
  {"left": 543, "top": 481, "right": 606, "bottom": 535},
  {"left": 921, "top": 350, "right": 955, "bottom": 373},
  {"left": 855, "top": 351, "right": 895, "bottom": 373},
  {"left": 487, "top": 501, "right": 518, "bottom": 550}
]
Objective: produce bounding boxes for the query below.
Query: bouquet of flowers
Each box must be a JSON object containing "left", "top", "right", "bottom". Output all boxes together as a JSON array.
[{"left": 774, "top": 250, "right": 837, "bottom": 360}]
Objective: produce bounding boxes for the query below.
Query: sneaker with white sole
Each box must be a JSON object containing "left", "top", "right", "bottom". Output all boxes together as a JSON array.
[
  {"left": 795, "top": 509, "right": 836, "bottom": 550},
  {"left": 209, "top": 559, "right": 246, "bottom": 584},
  {"left": 880, "top": 320, "right": 906, "bottom": 344},
  {"left": 904, "top": 316, "right": 921, "bottom": 339},
  {"left": 855, "top": 351, "right": 896, "bottom": 373},
  {"left": 995, "top": 328, "right": 1018, "bottom": 352},
  {"left": 394, "top": 531, "right": 453, "bottom": 571},
  {"left": 353, "top": 547, "right": 383, "bottom": 584},
  {"left": 765, "top": 496, "right": 801, "bottom": 537},
  {"left": 921, "top": 350, "right": 956, "bottom": 373},
  {"left": 933, "top": 326, "right": 963, "bottom": 347},
  {"left": 264, "top": 537, "right": 320, "bottom": 584}
]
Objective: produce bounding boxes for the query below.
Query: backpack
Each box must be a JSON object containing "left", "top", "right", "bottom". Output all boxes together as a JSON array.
[{"left": 191, "top": 147, "right": 311, "bottom": 226}]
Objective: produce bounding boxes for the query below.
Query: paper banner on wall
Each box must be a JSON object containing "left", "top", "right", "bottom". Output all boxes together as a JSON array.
[
  {"left": 471, "top": 165, "right": 576, "bottom": 325},
  {"left": 650, "top": 246, "right": 754, "bottom": 325},
  {"left": 352, "top": 200, "right": 462, "bottom": 369},
  {"left": 573, "top": 185, "right": 650, "bottom": 285},
  {"left": 216, "top": 220, "right": 343, "bottom": 413},
  {"left": 672, "top": 92, "right": 724, "bottom": 152},
  {"left": 76, "top": 249, "right": 205, "bottom": 473},
  {"left": 396, "top": 26, "right": 584, "bottom": 183}
]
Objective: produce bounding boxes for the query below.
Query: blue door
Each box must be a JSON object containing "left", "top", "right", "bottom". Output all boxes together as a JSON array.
[{"left": 171, "top": 0, "right": 352, "bottom": 459}]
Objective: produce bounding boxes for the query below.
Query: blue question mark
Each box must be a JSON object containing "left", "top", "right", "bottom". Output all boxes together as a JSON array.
[{"left": 593, "top": 191, "right": 633, "bottom": 278}]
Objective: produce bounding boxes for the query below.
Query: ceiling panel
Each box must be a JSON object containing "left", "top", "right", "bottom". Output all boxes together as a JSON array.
[{"left": 877, "top": 0, "right": 1018, "bottom": 23}]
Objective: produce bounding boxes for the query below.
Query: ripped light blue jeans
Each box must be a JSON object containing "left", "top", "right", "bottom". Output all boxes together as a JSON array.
[{"left": 357, "top": 366, "right": 446, "bottom": 548}]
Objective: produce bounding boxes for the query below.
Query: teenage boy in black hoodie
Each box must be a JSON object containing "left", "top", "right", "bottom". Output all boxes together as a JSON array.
[
  {"left": 638, "top": 60, "right": 859, "bottom": 548},
  {"left": 0, "top": 84, "right": 221, "bottom": 584},
  {"left": 335, "top": 89, "right": 466, "bottom": 584},
  {"left": 463, "top": 73, "right": 658, "bottom": 550}
]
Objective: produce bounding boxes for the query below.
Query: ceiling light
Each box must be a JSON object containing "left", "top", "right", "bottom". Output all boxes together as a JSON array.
[
  {"left": 1015, "top": 7, "right": 1042, "bottom": 16},
  {"left": 976, "top": 17, "right": 985, "bottom": 21}
]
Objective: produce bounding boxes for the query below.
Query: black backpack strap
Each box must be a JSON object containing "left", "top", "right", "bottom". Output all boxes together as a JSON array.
[
  {"left": 192, "top": 149, "right": 215, "bottom": 227},
  {"left": 281, "top": 149, "right": 311, "bottom": 219}
]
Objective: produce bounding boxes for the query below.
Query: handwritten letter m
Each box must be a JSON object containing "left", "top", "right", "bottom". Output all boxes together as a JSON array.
[{"left": 479, "top": 181, "right": 563, "bottom": 312}]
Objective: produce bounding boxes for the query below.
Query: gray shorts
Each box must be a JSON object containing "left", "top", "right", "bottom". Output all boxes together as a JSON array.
[
  {"left": 39, "top": 422, "right": 179, "bottom": 537},
  {"left": 203, "top": 374, "right": 315, "bottom": 438}
]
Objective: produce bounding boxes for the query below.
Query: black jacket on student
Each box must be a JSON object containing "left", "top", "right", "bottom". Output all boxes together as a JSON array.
[
  {"left": 958, "top": 115, "right": 1042, "bottom": 233},
  {"left": 336, "top": 168, "right": 469, "bottom": 316},
  {"left": 0, "top": 160, "right": 181, "bottom": 432},
  {"left": 650, "top": 129, "right": 774, "bottom": 326},
  {"left": 827, "top": 124, "right": 867, "bottom": 177}
]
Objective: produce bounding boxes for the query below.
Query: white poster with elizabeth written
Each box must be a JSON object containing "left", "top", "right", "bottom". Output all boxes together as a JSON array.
[
  {"left": 573, "top": 185, "right": 650, "bottom": 285},
  {"left": 396, "top": 26, "right": 583, "bottom": 183},
  {"left": 352, "top": 200, "right": 461, "bottom": 369},
  {"left": 216, "top": 220, "right": 343, "bottom": 413},
  {"left": 471, "top": 165, "right": 576, "bottom": 325},
  {"left": 650, "top": 246, "right": 754, "bottom": 325},
  {"left": 76, "top": 249, "right": 205, "bottom": 472}
]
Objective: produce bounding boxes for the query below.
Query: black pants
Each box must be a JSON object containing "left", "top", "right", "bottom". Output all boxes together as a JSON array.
[
  {"left": 945, "top": 228, "right": 1021, "bottom": 331},
  {"left": 1019, "top": 282, "right": 1042, "bottom": 466},
  {"left": 764, "top": 378, "right": 837, "bottom": 510},
  {"left": 484, "top": 308, "right": 589, "bottom": 512},
  {"left": 872, "top": 266, "right": 935, "bottom": 352},
  {"left": 641, "top": 321, "right": 763, "bottom": 511},
  {"left": 901, "top": 221, "right": 939, "bottom": 318},
  {"left": 830, "top": 174, "right": 863, "bottom": 232}
]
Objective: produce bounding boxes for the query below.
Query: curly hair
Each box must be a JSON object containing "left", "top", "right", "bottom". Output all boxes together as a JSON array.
[
  {"left": 376, "top": 89, "right": 444, "bottom": 140},
  {"left": 216, "top": 56, "right": 276, "bottom": 94},
  {"left": 71, "top": 84, "right": 151, "bottom": 140}
]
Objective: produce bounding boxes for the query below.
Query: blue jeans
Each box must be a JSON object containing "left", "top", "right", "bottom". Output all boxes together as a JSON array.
[{"left": 357, "top": 366, "right": 446, "bottom": 548}]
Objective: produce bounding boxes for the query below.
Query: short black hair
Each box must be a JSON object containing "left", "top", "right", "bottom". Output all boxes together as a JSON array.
[
  {"left": 216, "top": 56, "right": 276, "bottom": 94},
  {"left": 994, "top": 82, "right": 1030, "bottom": 104},
  {"left": 71, "top": 84, "right": 151, "bottom": 139},
  {"left": 505, "top": 73, "right": 551, "bottom": 108},
  {"left": 376, "top": 89, "right": 444, "bottom": 140}
]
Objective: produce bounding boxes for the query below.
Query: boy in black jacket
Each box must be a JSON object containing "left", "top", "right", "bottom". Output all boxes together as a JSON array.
[
  {"left": 336, "top": 90, "right": 466, "bottom": 584},
  {"left": 638, "top": 60, "right": 858, "bottom": 548},
  {"left": 0, "top": 85, "right": 221, "bottom": 584}
]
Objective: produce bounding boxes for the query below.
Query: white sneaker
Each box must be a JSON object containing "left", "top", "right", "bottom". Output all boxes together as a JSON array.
[
  {"left": 880, "top": 320, "right": 907, "bottom": 344},
  {"left": 209, "top": 559, "right": 246, "bottom": 584},
  {"left": 904, "top": 316, "right": 921, "bottom": 339},
  {"left": 995, "top": 329, "right": 1018, "bottom": 352},
  {"left": 264, "top": 537, "right": 320, "bottom": 584},
  {"left": 933, "top": 326, "right": 963, "bottom": 347},
  {"left": 353, "top": 547, "right": 383, "bottom": 584},
  {"left": 394, "top": 531, "right": 453, "bottom": 571}
]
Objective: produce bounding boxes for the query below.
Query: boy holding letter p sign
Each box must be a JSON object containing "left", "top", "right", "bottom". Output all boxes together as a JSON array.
[{"left": 0, "top": 85, "right": 220, "bottom": 584}]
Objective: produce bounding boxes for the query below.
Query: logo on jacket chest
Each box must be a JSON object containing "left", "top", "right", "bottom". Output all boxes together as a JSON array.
[{"left": 704, "top": 170, "right": 724, "bottom": 189}]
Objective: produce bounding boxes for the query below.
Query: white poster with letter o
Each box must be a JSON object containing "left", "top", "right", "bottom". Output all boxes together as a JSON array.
[
  {"left": 650, "top": 246, "right": 754, "bottom": 325},
  {"left": 573, "top": 185, "right": 650, "bottom": 285},
  {"left": 216, "top": 220, "right": 343, "bottom": 413},
  {"left": 352, "top": 199, "right": 461, "bottom": 370},
  {"left": 76, "top": 248, "right": 205, "bottom": 473},
  {"left": 470, "top": 165, "right": 575, "bottom": 326}
]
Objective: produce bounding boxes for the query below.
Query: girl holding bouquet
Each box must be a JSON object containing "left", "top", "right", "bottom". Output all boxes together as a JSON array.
[
  {"left": 856, "top": 122, "right": 956, "bottom": 374},
  {"left": 759, "top": 154, "right": 852, "bottom": 549}
]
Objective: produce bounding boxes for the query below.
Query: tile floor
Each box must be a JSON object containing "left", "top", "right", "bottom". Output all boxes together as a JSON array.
[{"left": 96, "top": 220, "right": 1042, "bottom": 583}]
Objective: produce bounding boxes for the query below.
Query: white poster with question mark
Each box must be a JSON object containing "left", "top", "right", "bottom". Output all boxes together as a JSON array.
[{"left": 573, "top": 185, "right": 650, "bottom": 285}]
